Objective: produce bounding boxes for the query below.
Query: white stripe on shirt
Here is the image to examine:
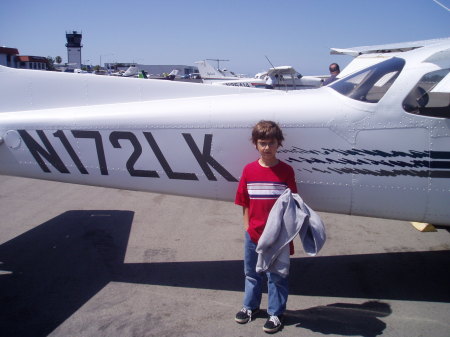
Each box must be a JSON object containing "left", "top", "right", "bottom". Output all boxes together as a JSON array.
[{"left": 247, "top": 182, "right": 287, "bottom": 199}]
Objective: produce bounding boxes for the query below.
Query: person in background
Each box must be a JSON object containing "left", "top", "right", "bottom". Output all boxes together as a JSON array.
[
  {"left": 323, "top": 63, "right": 340, "bottom": 85},
  {"left": 265, "top": 73, "right": 278, "bottom": 89}
]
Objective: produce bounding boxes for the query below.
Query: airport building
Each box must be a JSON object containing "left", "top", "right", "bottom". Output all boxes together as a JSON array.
[
  {"left": 65, "top": 31, "right": 82, "bottom": 69},
  {"left": 15, "top": 56, "right": 49, "bottom": 70},
  {"left": 0, "top": 47, "right": 19, "bottom": 68},
  {"left": 0, "top": 47, "right": 48, "bottom": 70}
]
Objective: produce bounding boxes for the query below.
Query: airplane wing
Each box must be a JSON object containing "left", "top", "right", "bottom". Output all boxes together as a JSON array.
[
  {"left": 332, "top": 38, "right": 450, "bottom": 78},
  {"left": 329, "top": 48, "right": 361, "bottom": 57},
  {"left": 267, "top": 66, "right": 297, "bottom": 76},
  {"left": 330, "top": 38, "right": 450, "bottom": 56}
]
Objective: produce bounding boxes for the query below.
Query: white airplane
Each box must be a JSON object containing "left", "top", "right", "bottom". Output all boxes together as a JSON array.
[
  {"left": 196, "top": 60, "right": 323, "bottom": 89},
  {"left": 195, "top": 60, "right": 246, "bottom": 81},
  {"left": 110, "top": 64, "right": 140, "bottom": 77},
  {"left": 0, "top": 38, "right": 449, "bottom": 227},
  {"left": 163, "top": 69, "right": 179, "bottom": 80}
]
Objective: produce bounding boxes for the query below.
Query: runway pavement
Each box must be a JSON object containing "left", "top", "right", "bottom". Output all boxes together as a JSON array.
[{"left": 0, "top": 175, "right": 449, "bottom": 337}]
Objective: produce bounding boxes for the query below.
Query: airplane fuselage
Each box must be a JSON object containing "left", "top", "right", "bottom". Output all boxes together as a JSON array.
[{"left": 1, "top": 39, "right": 449, "bottom": 226}]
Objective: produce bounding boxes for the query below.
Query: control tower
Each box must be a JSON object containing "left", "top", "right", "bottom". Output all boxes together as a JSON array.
[{"left": 65, "top": 31, "right": 82, "bottom": 69}]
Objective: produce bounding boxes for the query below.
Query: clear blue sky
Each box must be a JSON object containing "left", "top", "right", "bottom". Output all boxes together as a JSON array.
[{"left": 1, "top": 0, "right": 449, "bottom": 75}]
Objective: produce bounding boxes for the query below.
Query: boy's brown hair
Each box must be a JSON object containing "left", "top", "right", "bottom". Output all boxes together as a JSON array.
[{"left": 251, "top": 120, "right": 284, "bottom": 146}]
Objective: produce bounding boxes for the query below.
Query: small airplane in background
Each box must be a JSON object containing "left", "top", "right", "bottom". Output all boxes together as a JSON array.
[
  {"left": 254, "top": 66, "right": 323, "bottom": 89},
  {"left": 0, "top": 37, "right": 449, "bottom": 227},
  {"left": 110, "top": 64, "right": 140, "bottom": 77},
  {"left": 196, "top": 60, "right": 323, "bottom": 89},
  {"left": 195, "top": 60, "right": 249, "bottom": 82},
  {"left": 162, "top": 69, "right": 179, "bottom": 80},
  {"left": 139, "top": 69, "right": 181, "bottom": 80}
]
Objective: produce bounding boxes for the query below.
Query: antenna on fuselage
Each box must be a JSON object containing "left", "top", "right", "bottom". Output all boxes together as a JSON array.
[{"left": 265, "top": 55, "right": 276, "bottom": 69}]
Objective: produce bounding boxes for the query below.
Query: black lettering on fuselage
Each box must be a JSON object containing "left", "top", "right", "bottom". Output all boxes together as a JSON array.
[
  {"left": 183, "top": 133, "right": 237, "bottom": 182},
  {"left": 72, "top": 130, "right": 108, "bottom": 175},
  {"left": 109, "top": 131, "right": 159, "bottom": 178},
  {"left": 18, "top": 130, "right": 69, "bottom": 173},
  {"left": 225, "top": 82, "right": 251, "bottom": 87},
  {"left": 53, "top": 130, "right": 88, "bottom": 174},
  {"left": 17, "top": 129, "right": 238, "bottom": 182},
  {"left": 143, "top": 132, "right": 197, "bottom": 180}
]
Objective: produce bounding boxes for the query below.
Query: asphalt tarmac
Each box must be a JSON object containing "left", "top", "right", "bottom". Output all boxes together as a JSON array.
[{"left": 0, "top": 175, "right": 449, "bottom": 337}]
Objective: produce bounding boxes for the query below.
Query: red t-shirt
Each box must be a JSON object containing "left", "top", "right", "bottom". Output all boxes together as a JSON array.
[{"left": 235, "top": 160, "right": 298, "bottom": 243}]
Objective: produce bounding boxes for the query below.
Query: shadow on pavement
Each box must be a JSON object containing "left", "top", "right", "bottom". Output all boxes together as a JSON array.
[
  {"left": 285, "top": 301, "right": 391, "bottom": 337},
  {"left": 0, "top": 210, "right": 133, "bottom": 337},
  {"left": 289, "top": 250, "right": 450, "bottom": 302},
  {"left": 119, "top": 251, "right": 450, "bottom": 303},
  {"left": 1, "top": 211, "right": 449, "bottom": 336}
]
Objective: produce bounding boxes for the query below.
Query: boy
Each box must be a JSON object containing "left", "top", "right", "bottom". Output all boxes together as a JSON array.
[{"left": 234, "top": 120, "right": 297, "bottom": 333}]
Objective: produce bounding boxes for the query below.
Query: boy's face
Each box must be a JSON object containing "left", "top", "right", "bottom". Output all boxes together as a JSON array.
[{"left": 256, "top": 138, "right": 279, "bottom": 161}]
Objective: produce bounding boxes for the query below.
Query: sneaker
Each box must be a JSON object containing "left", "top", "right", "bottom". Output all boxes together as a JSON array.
[
  {"left": 235, "top": 307, "right": 259, "bottom": 324},
  {"left": 263, "top": 315, "right": 283, "bottom": 333}
]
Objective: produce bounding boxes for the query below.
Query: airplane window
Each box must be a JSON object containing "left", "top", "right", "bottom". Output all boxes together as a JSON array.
[
  {"left": 330, "top": 57, "right": 405, "bottom": 103},
  {"left": 403, "top": 69, "right": 450, "bottom": 118}
]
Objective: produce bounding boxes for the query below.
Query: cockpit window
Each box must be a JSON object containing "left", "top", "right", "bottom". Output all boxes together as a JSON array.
[
  {"left": 403, "top": 69, "right": 450, "bottom": 118},
  {"left": 330, "top": 57, "right": 405, "bottom": 103}
]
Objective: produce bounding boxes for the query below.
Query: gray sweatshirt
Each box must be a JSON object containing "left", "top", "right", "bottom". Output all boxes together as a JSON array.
[{"left": 256, "top": 188, "right": 326, "bottom": 277}]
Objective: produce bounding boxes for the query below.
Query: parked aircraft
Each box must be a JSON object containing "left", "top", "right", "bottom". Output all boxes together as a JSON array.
[
  {"left": 162, "top": 69, "right": 179, "bottom": 80},
  {"left": 0, "top": 38, "right": 449, "bottom": 226},
  {"left": 109, "top": 64, "right": 140, "bottom": 77},
  {"left": 196, "top": 60, "right": 323, "bottom": 89},
  {"left": 140, "top": 69, "right": 181, "bottom": 80},
  {"left": 122, "top": 64, "right": 139, "bottom": 77},
  {"left": 195, "top": 60, "right": 249, "bottom": 83}
]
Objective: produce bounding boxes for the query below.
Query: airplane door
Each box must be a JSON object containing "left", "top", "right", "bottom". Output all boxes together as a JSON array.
[
  {"left": 352, "top": 127, "right": 430, "bottom": 221},
  {"left": 351, "top": 62, "right": 450, "bottom": 224},
  {"left": 426, "top": 124, "right": 450, "bottom": 225}
]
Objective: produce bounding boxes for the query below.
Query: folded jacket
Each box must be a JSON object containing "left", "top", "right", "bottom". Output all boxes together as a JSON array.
[{"left": 256, "top": 188, "right": 326, "bottom": 277}]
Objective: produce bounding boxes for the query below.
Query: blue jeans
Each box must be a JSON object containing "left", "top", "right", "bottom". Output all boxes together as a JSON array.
[{"left": 243, "top": 231, "right": 289, "bottom": 316}]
